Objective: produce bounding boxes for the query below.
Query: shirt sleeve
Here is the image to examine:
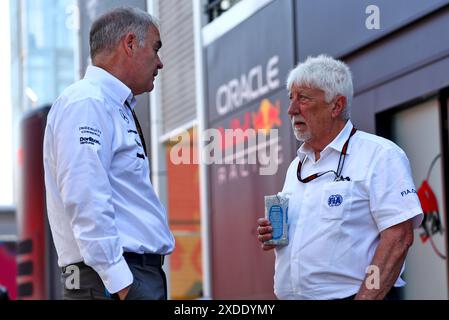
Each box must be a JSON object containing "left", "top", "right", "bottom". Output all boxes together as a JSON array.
[
  {"left": 280, "top": 157, "right": 299, "bottom": 194},
  {"left": 369, "top": 146, "right": 423, "bottom": 232},
  {"left": 52, "top": 98, "right": 133, "bottom": 293}
]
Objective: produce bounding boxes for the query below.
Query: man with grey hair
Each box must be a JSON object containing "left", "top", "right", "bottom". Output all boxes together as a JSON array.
[
  {"left": 44, "top": 7, "right": 174, "bottom": 300},
  {"left": 257, "top": 55, "right": 423, "bottom": 300}
]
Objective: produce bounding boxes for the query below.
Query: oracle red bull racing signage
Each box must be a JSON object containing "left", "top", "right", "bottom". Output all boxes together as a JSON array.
[
  {"left": 203, "top": 0, "right": 296, "bottom": 299},
  {"left": 215, "top": 56, "right": 281, "bottom": 117},
  {"left": 169, "top": 56, "right": 287, "bottom": 177},
  {"left": 204, "top": 47, "right": 293, "bottom": 179}
]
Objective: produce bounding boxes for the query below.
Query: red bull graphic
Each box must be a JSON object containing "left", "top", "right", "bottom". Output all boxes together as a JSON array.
[
  {"left": 217, "top": 98, "right": 282, "bottom": 150},
  {"left": 204, "top": 98, "right": 284, "bottom": 182},
  {"left": 252, "top": 99, "right": 282, "bottom": 135}
]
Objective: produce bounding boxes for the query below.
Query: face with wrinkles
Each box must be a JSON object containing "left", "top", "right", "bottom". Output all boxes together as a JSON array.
[
  {"left": 287, "top": 85, "right": 337, "bottom": 144},
  {"left": 130, "top": 25, "right": 163, "bottom": 95}
]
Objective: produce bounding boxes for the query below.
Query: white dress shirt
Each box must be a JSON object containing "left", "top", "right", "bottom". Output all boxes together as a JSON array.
[
  {"left": 274, "top": 120, "right": 423, "bottom": 300},
  {"left": 44, "top": 66, "right": 175, "bottom": 293}
]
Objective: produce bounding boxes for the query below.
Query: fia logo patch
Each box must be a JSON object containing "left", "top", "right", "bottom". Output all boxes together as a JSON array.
[
  {"left": 400, "top": 189, "right": 417, "bottom": 197},
  {"left": 328, "top": 194, "right": 343, "bottom": 207}
]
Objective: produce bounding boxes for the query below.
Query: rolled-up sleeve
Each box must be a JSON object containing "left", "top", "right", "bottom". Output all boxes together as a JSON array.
[{"left": 52, "top": 98, "right": 133, "bottom": 293}]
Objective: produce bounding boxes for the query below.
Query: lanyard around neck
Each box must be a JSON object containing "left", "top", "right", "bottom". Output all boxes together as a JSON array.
[{"left": 296, "top": 127, "right": 357, "bottom": 183}]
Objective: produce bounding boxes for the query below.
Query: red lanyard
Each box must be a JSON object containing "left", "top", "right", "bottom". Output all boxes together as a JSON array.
[{"left": 296, "top": 127, "right": 357, "bottom": 183}]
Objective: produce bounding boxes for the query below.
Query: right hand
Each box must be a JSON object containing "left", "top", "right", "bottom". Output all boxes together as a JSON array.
[
  {"left": 257, "top": 218, "right": 276, "bottom": 251},
  {"left": 117, "top": 285, "right": 131, "bottom": 300}
]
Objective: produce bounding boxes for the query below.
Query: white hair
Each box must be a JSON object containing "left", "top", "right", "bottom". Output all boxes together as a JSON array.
[{"left": 286, "top": 54, "right": 353, "bottom": 120}]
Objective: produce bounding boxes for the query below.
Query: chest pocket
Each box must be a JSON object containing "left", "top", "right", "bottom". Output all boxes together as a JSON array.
[
  {"left": 118, "top": 126, "right": 146, "bottom": 173},
  {"left": 114, "top": 151, "right": 144, "bottom": 173},
  {"left": 320, "top": 181, "right": 353, "bottom": 220}
]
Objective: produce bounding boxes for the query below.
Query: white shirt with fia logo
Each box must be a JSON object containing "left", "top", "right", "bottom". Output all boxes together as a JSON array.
[{"left": 274, "top": 120, "right": 423, "bottom": 300}]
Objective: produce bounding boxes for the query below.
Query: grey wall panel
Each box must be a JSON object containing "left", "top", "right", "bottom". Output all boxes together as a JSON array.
[
  {"left": 352, "top": 55, "right": 449, "bottom": 134},
  {"left": 348, "top": 8, "right": 449, "bottom": 135},
  {"left": 159, "top": 0, "right": 197, "bottom": 134},
  {"left": 372, "top": 56, "right": 449, "bottom": 114},
  {"left": 0, "top": 209, "right": 17, "bottom": 236},
  {"left": 296, "top": 0, "right": 449, "bottom": 60},
  {"left": 351, "top": 90, "right": 376, "bottom": 134},
  {"left": 346, "top": 6, "right": 449, "bottom": 95}
]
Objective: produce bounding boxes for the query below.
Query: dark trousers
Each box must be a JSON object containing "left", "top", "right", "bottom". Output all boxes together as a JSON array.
[{"left": 61, "top": 253, "right": 167, "bottom": 300}]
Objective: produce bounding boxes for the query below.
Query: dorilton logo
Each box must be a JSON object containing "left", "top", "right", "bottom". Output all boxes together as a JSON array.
[{"left": 80, "top": 136, "right": 100, "bottom": 146}]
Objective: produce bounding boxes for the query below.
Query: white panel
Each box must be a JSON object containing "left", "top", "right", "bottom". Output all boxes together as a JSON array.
[
  {"left": 159, "top": 0, "right": 197, "bottom": 134},
  {"left": 0, "top": 0, "right": 13, "bottom": 206},
  {"left": 202, "top": 0, "right": 273, "bottom": 46},
  {"left": 393, "top": 99, "right": 448, "bottom": 299}
]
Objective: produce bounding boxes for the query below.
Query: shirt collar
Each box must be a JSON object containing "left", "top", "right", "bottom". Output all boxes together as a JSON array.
[
  {"left": 297, "top": 120, "right": 354, "bottom": 161},
  {"left": 84, "top": 65, "right": 136, "bottom": 109}
]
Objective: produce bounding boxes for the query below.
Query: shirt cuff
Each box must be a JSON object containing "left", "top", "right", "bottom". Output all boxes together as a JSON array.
[{"left": 96, "top": 257, "right": 133, "bottom": 294}]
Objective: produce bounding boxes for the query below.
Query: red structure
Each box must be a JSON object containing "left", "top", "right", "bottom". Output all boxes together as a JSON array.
[{"left": 16, "top": 106, "right": 60, "bottom": 299}]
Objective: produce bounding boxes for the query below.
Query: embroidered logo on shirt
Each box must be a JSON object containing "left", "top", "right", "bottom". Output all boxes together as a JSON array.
[
  {"left": 119, "top": 109, "right": 129, "bottom": 124},
  {"left": 80, "top": 137, "right": 100, "bottom": 146},
  {"left": 78, "top": 126, "right": 102, "bottom": 146},
  {"left": 328, "top": 194, "right": 343, "bottom": 207},
  {"left": 79, "top": 126, "right": 101, "bottom": 137},
  {"left": 400, "top": 189, "right": 417, "bottom": 197}
]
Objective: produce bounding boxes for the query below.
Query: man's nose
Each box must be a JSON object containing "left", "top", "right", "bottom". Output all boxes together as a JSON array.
[{"left": 287, "top": 101, "right": 299, "bottom": 116}]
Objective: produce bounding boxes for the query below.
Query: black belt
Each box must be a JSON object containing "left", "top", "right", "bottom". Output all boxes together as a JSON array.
[
  {"left": 123, "top": 252, "right": 165, "bottom": 267},
  {"left": 62, "top": 252, "right": 165, "bottom": 273}
]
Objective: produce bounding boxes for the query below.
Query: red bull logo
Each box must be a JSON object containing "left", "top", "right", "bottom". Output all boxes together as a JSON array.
[
  {"left": 216, "top": 98, "right": 282, "bottom": 150},
  {"left": 252, "top": 99, "right": 282, "bottom": 135},
  {"left": 168, "top": 98, "right": 283, "bottom": 177}
]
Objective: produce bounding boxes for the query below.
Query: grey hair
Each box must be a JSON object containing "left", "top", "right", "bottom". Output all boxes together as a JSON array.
[
  {"left": 286, "top": 54, "right": 353, "bottom": 120},
  {"left": 89, "top": 7, "right": 159, "bottom": 60}
]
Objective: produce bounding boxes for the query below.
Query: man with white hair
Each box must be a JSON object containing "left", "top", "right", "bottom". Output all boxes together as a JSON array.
[
  {"left": 44, "top": 7, "right": 174, "bottom": 300},
  {"left": 257, "top": 55, "right": 423, "bottom": 300}
]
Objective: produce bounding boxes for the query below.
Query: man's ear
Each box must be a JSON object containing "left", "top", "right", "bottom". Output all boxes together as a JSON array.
[
  {"left": 331, "top": 95, "right": 347, "bottom": 118},
  {"left": 123, "top": 32, "right": 136, "bottom": 56}
]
